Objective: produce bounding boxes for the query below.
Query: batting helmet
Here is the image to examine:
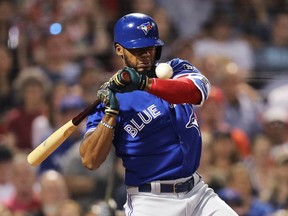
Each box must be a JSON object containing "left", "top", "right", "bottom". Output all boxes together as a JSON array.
[{"left": 114, "top": 13, "right": 164, "bottom": 60}]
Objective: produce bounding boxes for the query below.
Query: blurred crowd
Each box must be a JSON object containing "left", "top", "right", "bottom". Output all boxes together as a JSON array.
[{"left": 0, "top": 0, "right": 288, "bottom": 216}]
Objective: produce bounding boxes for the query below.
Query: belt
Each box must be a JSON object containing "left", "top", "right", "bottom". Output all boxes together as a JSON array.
[{"left": 137, "top": 176, "right": 194, "bottom": 194}]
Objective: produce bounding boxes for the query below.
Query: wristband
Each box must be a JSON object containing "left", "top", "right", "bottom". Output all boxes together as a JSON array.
[{"left": 100, "top": 120, "right": 115, "bottom": 129}]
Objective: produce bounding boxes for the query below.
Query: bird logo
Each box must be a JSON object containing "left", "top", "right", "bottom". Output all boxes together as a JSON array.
[{"left": 137, "top": 22, "right": 153, "bottom": 35}]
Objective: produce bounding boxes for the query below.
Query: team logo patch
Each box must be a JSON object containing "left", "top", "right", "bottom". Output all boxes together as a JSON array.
[
  {"left": 186, "top": 105, "right": 201, "bottom": 136},
  {"left": 137, "top": 22, "right": 153, "bottom": 35},
  {"left": 183, "top": 64, "right": 195, "bottom": 71}
]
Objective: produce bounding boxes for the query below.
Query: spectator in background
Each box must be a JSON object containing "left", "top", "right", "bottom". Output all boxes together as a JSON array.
[
  {"left": 111, "top": 158, "right": 126, "bottom": 212},
  {"left": 0, "top": 203, "right": 13, "bottom": 216},
  {"left": 38, "top": 94, "right": 87, "bottom": 174},
  {"left": 217, "top": 61, "right": 264, "bottom": 140},
  {"left": 129, "top": 0, "right": 157, "bottom": 16},
  {"left": 55, "top": 199, "right": 82, "bottom": 216},
  {"left": 129, "top": 0, "right": 178, "bottom": 61},
  {"left": 193, "top": 13, "right": 254, "bottom": 74},
  {"left": 254, "top": 12, "right": 288, "bottom": 80},
  {"left": 4, "top": 153, "right": 41, "bottom": 216},
  {"left": 197, "top": 132, "right": 214, "bottom": 185},
  {"left": 157, "top": 0, "right": 214, "bottom": 38},
  {"left": 0, "top": 45, "right": 15, "bottom": 119},
  {"left": 242, "top": 134, "right": 274, "bottom": 202},
  {"left": 266, "top": 83, "right": 288, "bottom": 110},
  {"left": 84, "top": 199, "right": 117, "bottom": 216},
  {"left": 33, "top": 33, "right": 82, "bottom": 86},
  {"left": 261, "top": 106, "right": 288, "bottom": 161},
  {"left": 61, "top": 0, "right": 113, "bottom": 63},
  {"left": 0, "top": 144, "right": 14, "bottom": 203},
  {"left": 62, "top": 142, "right": 113, "bottom": 210},
  {"left": 221, "top": 163, "right": 274, "bottom": 216},
  {"left": 0, "top": 45, "right": 17, "bottom": 150},
  {"left": 31, "top": 81, "right": 70, "bottom": 151},
  {"left": 233, "top": 0, "right": 276, "bottom": 46},
  {"left": 62, "top": 143, "right": 126, "bottom": 212},
  {"left": 268, "top": 152, "right": 288, "bottom": 212},
  {"left": 15, "top": 1, "right": 62, "bottom": 67},
  {"left": 5, "top": 67, "right": 51, "bottom": 152},
  {"left": 208, "top": 130, "right": 242, "bottom": 191},
  {"left": 271, "top": 205, "right": 288, "bottom": 216},
  {"left": 193, "top": 55, "right": 232, "bottom": 87},
  {"left": 217, "top": 188, "right": 245, "bottom": 216},
  {"left": 0, "top": 0, "right": 15, "bottom": 45},
  {"left": 196, "top": 86, "right": 251, "bottom": 157},
  {"left": 78, "top": 66, "right": 111, "bottom": 104},
  {"left": 0, "top": 0, "right": 21, "bottom": 74},
  {"left": 33, "top": 170, "right": 70, "bottom": 216},
  {"left": 168, "top": 38, "right": 196, "bottom": 66}
]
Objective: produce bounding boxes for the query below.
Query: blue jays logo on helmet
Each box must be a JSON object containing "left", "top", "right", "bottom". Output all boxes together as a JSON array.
[
  {"left": 137, "top": 22, "right": 153, "bottom": 35},
  {"left": 113, "top": 13, "right": 164, "bottom": 60}
]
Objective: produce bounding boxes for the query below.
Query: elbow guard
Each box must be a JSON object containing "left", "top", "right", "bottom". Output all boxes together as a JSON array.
[{"left": 187, "top": 73, "right": 211, "bottom": 106}]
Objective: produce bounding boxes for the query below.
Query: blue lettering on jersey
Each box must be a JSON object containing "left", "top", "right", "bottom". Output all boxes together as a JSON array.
[{"left": 124, "top": 104, "right": 161, "bottom": 138}]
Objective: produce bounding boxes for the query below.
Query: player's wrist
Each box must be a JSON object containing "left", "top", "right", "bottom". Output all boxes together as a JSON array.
[
  {"left": 100, "top": 120, "right": 115, "bottom": 129},
  {"left": 102, "top": 112, "right": 117, "bottom": 128},
  {"left": 104, "top": 107, "right": 119, "bottom": 116},
  {"left": 139, "top": 74, "right": 149, "bottom": 90}
]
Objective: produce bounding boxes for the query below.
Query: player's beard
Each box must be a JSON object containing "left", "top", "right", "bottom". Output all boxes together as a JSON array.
[{"left": 123, "top": 54, "right": 154, "bottom": 74}]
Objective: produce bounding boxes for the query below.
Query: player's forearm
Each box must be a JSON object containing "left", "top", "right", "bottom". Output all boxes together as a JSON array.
[
  {"left": 80, "top": 114, "right": 116, "bottom": 170},
  {"left": 145, "top": 77, "right": 203, "bottom": 104}
]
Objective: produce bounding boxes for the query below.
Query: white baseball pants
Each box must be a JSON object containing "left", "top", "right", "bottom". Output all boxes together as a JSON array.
[{"left": 124, "top": 173, "right": 238, "bottom": 216}]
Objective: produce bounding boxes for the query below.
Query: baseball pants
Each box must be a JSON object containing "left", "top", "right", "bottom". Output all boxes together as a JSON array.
[{"left": 124, "top": 173, "right": 238, "bottom": 216}]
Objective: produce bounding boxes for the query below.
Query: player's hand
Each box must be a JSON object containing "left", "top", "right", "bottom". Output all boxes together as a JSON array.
[
  {"left": 109, "top": 67, "right": 148, "bottom": 92},
  {"left": 97, "top": 82, "right": 119, "bottom": 116}
]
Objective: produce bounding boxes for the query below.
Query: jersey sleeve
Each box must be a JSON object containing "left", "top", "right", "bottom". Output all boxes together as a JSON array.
[
  {"left": 85, "top": 104, "right": 105, "bottom": 137},
  {"left": 167, "top": 58, "right": 211, "bottom": 106}
]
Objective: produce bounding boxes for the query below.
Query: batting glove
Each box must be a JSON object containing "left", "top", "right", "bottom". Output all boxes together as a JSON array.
[
  {"left": 97, "top": 82, "right": 119, "bottom": 116},
  {"left": 109, "top": 67, "right": 148, "bottom": 92}
]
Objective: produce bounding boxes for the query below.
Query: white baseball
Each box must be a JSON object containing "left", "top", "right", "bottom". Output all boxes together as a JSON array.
[{"left": 155, "top": 63, "right": 173, "bottom": 79}]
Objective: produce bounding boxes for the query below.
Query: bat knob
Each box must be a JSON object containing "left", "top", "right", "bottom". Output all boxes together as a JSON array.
[{"left": 120, "top": 71, "right": 131, "bottom": 83}]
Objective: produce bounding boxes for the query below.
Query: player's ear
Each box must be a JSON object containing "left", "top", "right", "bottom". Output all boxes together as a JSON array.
[{"left": 115, "top": 44, "right": 124, "bottom": 56}]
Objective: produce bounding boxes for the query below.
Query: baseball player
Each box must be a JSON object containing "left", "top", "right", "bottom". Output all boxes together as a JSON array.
[{"left": 80, "top": 13, "right": 238, "bottom": 216}]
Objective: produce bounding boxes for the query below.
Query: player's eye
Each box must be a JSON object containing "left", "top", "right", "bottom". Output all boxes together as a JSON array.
[{"left": 129, "top": 47, "right": 154, "bottom": 55}]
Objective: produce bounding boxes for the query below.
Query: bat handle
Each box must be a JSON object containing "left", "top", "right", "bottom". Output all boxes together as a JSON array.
[
  {"left": 72, "top": 99, "right": 101, "bottom": 125},
  {"left": 120, "top": 70, "right": 131, "bottom": 83}
]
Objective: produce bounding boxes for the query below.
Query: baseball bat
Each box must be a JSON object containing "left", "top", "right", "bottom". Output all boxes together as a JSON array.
[
  {"left": 27, "top": 70, "right": 131, "bottom": 166},
  {"left": 27, "top": 99, "right": 100, "bottom": 166}
]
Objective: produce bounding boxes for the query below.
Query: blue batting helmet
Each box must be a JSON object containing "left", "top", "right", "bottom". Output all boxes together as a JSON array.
[{"left": 114, "top": 13, "right": 164, "bottom": 60}]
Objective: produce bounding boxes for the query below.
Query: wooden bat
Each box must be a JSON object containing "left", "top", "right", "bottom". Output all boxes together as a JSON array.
[
  {"left": 27, "top": 69, "right": 132, "bottom": 166},
  {"left": 27, "top": 99, "right": 100, "bottom": 166}
]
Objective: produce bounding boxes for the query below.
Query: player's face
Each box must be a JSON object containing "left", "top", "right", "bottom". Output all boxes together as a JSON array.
[{"left": 115, "top": 44, "right": 156, "bottom": 73}]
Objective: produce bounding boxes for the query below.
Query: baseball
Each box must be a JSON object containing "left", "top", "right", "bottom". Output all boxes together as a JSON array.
[{"left": 155, "top": 63, "right": 173, "bottom": 79}]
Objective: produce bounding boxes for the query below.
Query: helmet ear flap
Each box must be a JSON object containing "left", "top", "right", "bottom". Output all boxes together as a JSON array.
[{"left": 155, "top": 46, "right": 162, "bottom": 61}]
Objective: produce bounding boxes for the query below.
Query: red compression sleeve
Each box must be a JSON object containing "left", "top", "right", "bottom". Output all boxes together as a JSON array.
[{"left": 148, "top": 77, "right": 202, "bottom": 104}]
